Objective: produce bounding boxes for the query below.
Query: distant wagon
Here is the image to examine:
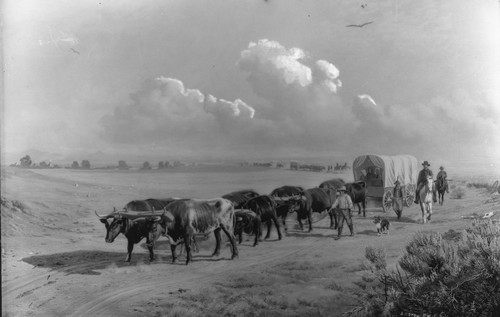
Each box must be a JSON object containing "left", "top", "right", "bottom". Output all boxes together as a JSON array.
[{"left": 352, "top": 154, "right": 418, "bottom": 212}]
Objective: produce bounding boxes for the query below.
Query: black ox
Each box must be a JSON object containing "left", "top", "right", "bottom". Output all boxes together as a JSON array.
[
  {"left": 95, "top": 199, "right": 171, "bottom": 262},
  {"left": 234, "top": 209, "right": 260, "bottom": 245},
  {"left": 319, "top": 178, "right": 367, "bottom": 217},
  {"left": 270, "top": 186, "right": 304, "bottom": 232},
  {"left": 242, "top": 195, "right": 282, "bottom": 245},
  {"left": 344, "top": 181, "right": 367, "bottom": 217},
  {"left": 288, "top": 187, "right": 338, "bottom": 232},
  {"left": 222, "top": 190, "right": 260, "bottom": 209}
]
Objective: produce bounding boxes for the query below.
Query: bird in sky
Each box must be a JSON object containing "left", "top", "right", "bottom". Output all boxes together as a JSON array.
[
  {"left": 361, "top": 4, "right": 367, "bottom": 8},
  {"left": 70, "top": 48, "right": 80, "bottom": 55},
  {"left": 346, "top": 21, "right": 374, "bottom": 28}
]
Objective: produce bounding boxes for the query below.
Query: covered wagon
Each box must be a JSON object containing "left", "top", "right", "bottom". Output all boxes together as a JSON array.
[{"left": 352, "top": 154, "right": 418, "bottom": 212}]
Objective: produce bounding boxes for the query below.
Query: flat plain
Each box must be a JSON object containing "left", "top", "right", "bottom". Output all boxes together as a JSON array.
[{"left": 2, "top": 165, "right": 499, "bottom": 316}]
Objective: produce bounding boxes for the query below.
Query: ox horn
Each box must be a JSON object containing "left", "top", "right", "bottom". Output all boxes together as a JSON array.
[
  {"left": 119, "top": 213, "right": 158, "bottom": 220},
  {"left": 95, "top": 210, "right": 114, "bottom": 219}
]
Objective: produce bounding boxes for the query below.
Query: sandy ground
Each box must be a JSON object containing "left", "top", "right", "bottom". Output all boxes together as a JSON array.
[{"left": 1, "top": 166, "right": 499, "bottom": 316}]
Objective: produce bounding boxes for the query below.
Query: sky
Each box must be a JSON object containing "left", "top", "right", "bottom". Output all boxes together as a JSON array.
[{"left": 2, "top": 0, "right": 499, "bottom": 168}]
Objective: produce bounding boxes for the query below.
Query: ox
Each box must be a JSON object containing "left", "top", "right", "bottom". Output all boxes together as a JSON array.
[
  {"left": 149, "top": 198, "right": 238, "bottom": 265},
  {"left": 289, "top": 187, "right": 337, "bottom": 232},
  {"left": 243, "top": 195, "right": 282, "bottom": 245},
  {"left": 319, "top": 178, "right": 345, "bottom": 191},
  {"left": 95, "top": 200, "right": 164, "bottom": 262},
  {"left": 344, "top": 181, "right": 367, "bottom": 217},
  {"left": 222, "top": 190, "right": 260, "bottom": 209},
  {"left": 270, "top": 186, "right": 305, "bottom": 232},
  {"left": 143, "top": 198, "right": 200, "bottom": 255},
  {"left": 234, "top": 209, "right": 260, "bottom": 246}
]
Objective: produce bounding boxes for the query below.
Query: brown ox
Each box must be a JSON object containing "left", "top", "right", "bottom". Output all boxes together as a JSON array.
[{"left": 148, "top": 198, "right": 238, "bottom": 265}]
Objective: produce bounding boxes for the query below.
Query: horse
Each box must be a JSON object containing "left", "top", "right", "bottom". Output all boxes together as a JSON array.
[
  {"left": 419, "top": 177, "right": 434, "bottom": 223},
  {"left": 436, "top": 177, "right": 447, "bottom": 205}
]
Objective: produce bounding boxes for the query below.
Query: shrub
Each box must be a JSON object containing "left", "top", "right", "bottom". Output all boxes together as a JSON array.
[
  {"left": 71, "top": 161, "right": 80, "bottom": 169},
  {"left": 450, "top": 186, "right": 465, "bottom": 199},
  {"left": 344, "top": 221, "right": 500, "bottom": 317},
  {"left": 467, "top": 181, "right": 500, "bottom": 194}
]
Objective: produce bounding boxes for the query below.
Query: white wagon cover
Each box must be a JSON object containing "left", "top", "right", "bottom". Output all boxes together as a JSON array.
[{"left": 352, "top": 154, "right": 418, "bottom": 188}]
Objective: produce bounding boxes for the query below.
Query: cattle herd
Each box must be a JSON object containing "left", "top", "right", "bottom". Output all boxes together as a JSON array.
[{"left": 95, "top": 178, "right": 367, "bottom": 265}]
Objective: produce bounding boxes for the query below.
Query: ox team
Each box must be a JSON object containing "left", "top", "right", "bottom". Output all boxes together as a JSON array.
[{"left": 95, "top": 174, "right": 383, "bottom": 263}]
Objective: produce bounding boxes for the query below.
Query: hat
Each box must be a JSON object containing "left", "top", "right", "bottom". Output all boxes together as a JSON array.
[
  {"left": 422, "top": 161, "right": 430, "bottom": 167},
  {"left": 439, "top": 166, "right": 444, "bottom": 170},
  {"left": 395, "top": 179, "right": 401, "bottom": 184},
  {"left": 338, "top": 186, "right": 347, "bottom": 192}
]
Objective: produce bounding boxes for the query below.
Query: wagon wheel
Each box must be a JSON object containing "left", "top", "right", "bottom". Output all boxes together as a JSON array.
[
  {"left": 382, "top": 190, "right": 393, "bottom": 213},
  {"left": 405, "top": 184, "right": 416, "bottom": 207}
]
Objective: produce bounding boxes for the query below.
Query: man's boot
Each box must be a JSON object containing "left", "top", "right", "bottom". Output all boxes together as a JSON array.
[
  {"left": 414, "top": 189, "right": 419, "bottom": 204},
  {"left": 335, "top": 226, "right": 342, "bottom": 240},
  {"left": 348, "top": 224, "right": 354, "bottom": 236}
]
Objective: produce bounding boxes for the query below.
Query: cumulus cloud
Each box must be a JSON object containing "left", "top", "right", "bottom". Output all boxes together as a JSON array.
[
  {"left": 101, "top": 39, "right": 356, "bottom": 156},
  {"left": 237, "top": 39, "right": 357, "bottom": 151},
  {"left": 357, "top": 94, "right": 377, "bottom": 106},
  {"left": 349, "top": 91, "right": 499, "bottom": 157},
  {"left": 100, "top": 77, "right": 257, "bottom": 151},
  {"left": 100, "top": 39, "right": 499, "bottom": 159},
  {"left": 239, "top": 39, "right": 312, "bottom": 88},
  {"left": 314, "top": 60, "right": 342, "bottom": 93}
]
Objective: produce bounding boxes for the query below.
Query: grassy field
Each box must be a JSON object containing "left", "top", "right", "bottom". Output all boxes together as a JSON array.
[{"left": 1, "top": 166, "right": 499, "bottom": 316}]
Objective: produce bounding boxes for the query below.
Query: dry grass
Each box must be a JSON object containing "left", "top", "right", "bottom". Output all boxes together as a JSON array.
[
  {"left": 467, "top": 181, "right": 500, "bottom": 193},
  {"left": 450, "top": 186, "right": 466, "bottom": 199},
  {"left": 158, "top": 260, "right": 351, "bottom": 317}
]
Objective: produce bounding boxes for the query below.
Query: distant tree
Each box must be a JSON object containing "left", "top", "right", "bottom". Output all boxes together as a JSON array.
[
  {"left": 71, "top": 161, "right": 80, "bottom": 169},
  {"left": 81, "top": 160, "right": 91, "bottom": 169},
  {"left": 117, "top": 160, "right": 129, "bottom": 170},
  {"left": 19, "top": 155, "right": 32, "bottom": 168},
  {"left": 164, "top": 161, "right": 171, "bottom": 168},
  {"left": 39, "top": 161, "right": 49, "bottom": 168},
  {"left": 158, "top": 161, "right": 164, "bottom": 169},
  {"left": 142, "top": 161, "right": 152, "bottom": 170}
]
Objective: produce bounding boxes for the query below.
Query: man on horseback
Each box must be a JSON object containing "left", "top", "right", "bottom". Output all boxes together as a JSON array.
[
  {"left": 437, "top": 166, "right": 449, "bottom": 193},
  {"left": 414, "top": 161, "right": 436, "bottom": 204}
]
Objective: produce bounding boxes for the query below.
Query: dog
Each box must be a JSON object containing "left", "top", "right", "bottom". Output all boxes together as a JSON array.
[{"left": 373, "top": 216, "right": 390, "bottom": 236}]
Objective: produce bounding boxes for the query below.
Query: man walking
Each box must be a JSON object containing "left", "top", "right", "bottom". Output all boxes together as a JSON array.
[
  {"left": 393, "top": 179, "right": 404, "bottom": 219},
  {"left": 330, "top": 186, "right": 354, "bottom": 240},
  {"left": 414, "top": 161, "right": 436, "bottom": 204}
]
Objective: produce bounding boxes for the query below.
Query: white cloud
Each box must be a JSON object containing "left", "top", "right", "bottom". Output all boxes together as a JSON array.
[
  {"left": 239, "top": 39, "right": 313, "bottom": 88},
  {"left": 101, "top": 38, "right": 498, "bottom": 160}
]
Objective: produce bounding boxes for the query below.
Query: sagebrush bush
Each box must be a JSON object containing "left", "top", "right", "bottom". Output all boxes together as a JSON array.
[
  {"left": 467, "top": 181, "right": 500, "bottom": 193},
  {"left": 450, "top": 186, "right": 466, "bottom": 199},
  {"left": 345, "top": 221, "right": 500, "bottom": 317}
]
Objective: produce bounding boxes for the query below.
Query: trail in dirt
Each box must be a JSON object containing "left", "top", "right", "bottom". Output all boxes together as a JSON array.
[{"left": 68, "top": 234, "right": 324, "bottom": 317}]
